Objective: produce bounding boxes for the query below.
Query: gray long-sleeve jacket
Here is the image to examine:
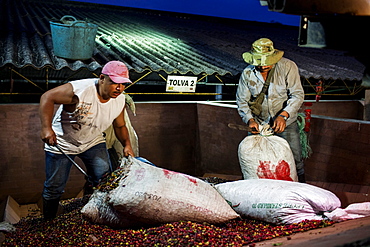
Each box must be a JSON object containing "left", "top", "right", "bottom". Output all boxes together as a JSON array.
[{"left": 236, "top": 57, "right": 304, "bottom": 126}]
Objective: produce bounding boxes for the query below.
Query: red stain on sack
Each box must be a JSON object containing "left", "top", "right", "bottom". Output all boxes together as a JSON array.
[
  {"left": 257, "top": 161, "right": 275, "bottom": 179},
  {"left": 275, "top": 160, "right": 293, "bottom": 181},
  {"left": 185, "top": 175, "right": 198, "bottom": 185},
  {"left": 257, "top": 160, "right": 293, "bottom": 181},
  {"left": 163, "top": 169, "right": 181, "bottom": 179},
  {"left": 163, "top": 169, "right": 173, "bottom": 179},
  {"left": 163, "top": 170, "right": 198, "bottom": 185}
]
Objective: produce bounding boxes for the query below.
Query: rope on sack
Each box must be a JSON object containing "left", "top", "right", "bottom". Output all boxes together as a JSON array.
[
  {"left": 297, "top": 113, "right": 312, "bottom": 159},
  {"left": 259, "top": 124, "right": 275, "bottom": 137}
]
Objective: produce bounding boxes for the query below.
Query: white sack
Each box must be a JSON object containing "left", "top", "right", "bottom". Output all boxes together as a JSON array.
[
  {"left": 0, "top": 221, "right": 16, "bottom": 233},
  {"left": 104, "top": 108, "right": 139, "bottom": 159},
  {"left": 81, "top": 191, "right": 141, "bottom": 228},
  {"left": 238, "top": 125, "right": 297, "bottom": 182},
  {"left": 215, "top": 179, "right": 341, "bottom": 224},
  {"left": 82, "top": 156, "right": 239, "bottom": 228},
  {"left": 109, "top": 156, "right": 239, "bottom": 225},
  {"left": 324, "top": 202, "right": 370, "bottom": 222}
]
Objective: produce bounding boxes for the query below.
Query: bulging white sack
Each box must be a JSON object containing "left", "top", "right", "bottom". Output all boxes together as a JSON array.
[
  {"left": 82, "top": 156, "right": 239, "bottom": 228},
  {"left": 215, "top": 179, "right": 341, "bottom": 224},
  {"left": 238, "top": 125, "right": 298, "bottom": 182},
  {"left": 81, "top": 191, "right": 141, "bottom": 228},
  {"left": 324, "top": 202, "right": 370, "bottom": 222}
]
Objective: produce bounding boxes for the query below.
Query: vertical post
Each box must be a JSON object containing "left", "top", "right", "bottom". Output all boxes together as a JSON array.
[
  {"left": 215, "top": 85, "right": 222, "bottom": 101},
  {"left": 9, "top": 66, "right": 14, "bottom": 93},
  {"left": 364, "top": 89, "right": 370, "bottom": 121}
]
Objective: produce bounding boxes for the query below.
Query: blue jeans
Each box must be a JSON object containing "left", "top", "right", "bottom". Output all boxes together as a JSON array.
[
  {"left": 276, "top": 121, "right": 304, "bottom": 176},
  {"left": 42, "top": 143, "right": 111, "bottom": 200}
]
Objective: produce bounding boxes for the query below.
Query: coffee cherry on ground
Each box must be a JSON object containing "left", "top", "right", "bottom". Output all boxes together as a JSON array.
[{"left": 2, "top": 196, "right": 335, "bottom": 247}]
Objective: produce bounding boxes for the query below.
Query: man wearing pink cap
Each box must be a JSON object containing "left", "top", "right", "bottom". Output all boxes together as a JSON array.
[{"left": 39, "top": 61, "right": 135, "bottom": 219}]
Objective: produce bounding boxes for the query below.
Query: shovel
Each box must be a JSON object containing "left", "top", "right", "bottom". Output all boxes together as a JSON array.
[{"left": 52, "top": 144, "right": 93, "bottom": 184}]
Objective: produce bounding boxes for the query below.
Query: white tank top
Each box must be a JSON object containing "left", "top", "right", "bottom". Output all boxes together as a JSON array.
[{"left": 44, "top": 78, "right": 126, "bottom": 154}]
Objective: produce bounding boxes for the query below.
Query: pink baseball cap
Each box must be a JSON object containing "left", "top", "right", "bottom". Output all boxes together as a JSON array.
[{"left": 101, "top": 61, "right": 132, "bottom": 84}]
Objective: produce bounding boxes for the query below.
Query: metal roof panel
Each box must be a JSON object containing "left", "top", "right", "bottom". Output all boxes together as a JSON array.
[{"left": 0, "top": 0, "right": 365, "bottom": 81}]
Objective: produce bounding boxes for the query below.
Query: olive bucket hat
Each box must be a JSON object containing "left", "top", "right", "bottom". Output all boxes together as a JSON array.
[{"left": 242, "top": 38, "right": 284, "bottom": 66}]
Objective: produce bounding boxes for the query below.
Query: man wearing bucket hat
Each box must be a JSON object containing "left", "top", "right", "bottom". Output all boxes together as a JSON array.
[
  {"left": 236, "top": 38, "right": 305, "bottom": 182},
  {"left": 39, "top": 60, "right": 135, "bottom": 219}
]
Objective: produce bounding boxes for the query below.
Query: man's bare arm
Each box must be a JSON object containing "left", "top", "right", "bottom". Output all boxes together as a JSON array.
[{"left": 39, "top": 83, "right": 77, "bottom": 145}]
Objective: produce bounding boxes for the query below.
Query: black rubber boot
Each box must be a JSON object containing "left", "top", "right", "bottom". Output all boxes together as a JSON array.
[
  {"left": 298, "top": 174, "right": 306, "bottom": 183},
  {"left": 42, "top": 197, "right": 61, "bottom": 220},
  {"left": 0, "top": 232, "right": 5, "bottom": 247}
]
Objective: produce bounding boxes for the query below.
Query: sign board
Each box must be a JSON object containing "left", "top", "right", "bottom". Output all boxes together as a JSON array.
[{"left": 166, "top": 76, "right": 197, "bottom": 92}]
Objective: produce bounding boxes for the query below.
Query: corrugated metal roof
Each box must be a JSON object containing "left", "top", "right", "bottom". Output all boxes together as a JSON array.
[{"left": 0, "top": 0, "right": 365, "bottom": 81}]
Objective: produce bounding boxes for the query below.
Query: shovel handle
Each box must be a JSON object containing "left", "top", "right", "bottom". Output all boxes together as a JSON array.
[
  {"left": 54, "top": 144, "right": 90, "bottom": 178},
  {"left": 227, "top": 123, "right": 257, "bottom": 132}
]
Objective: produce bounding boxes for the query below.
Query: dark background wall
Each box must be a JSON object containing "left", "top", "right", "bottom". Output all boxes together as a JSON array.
[
  {"left": 0, "top": 101, "right": 369, "bottom": 205},
  {"left": 127, "top": 103, "right": 200, "bottom": 175},
  {"left": 307, "top": 116, "right": 370, "bottom": 184},
  {"left": 196, "top": 103, "right": 245, "bottom": 176}
]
